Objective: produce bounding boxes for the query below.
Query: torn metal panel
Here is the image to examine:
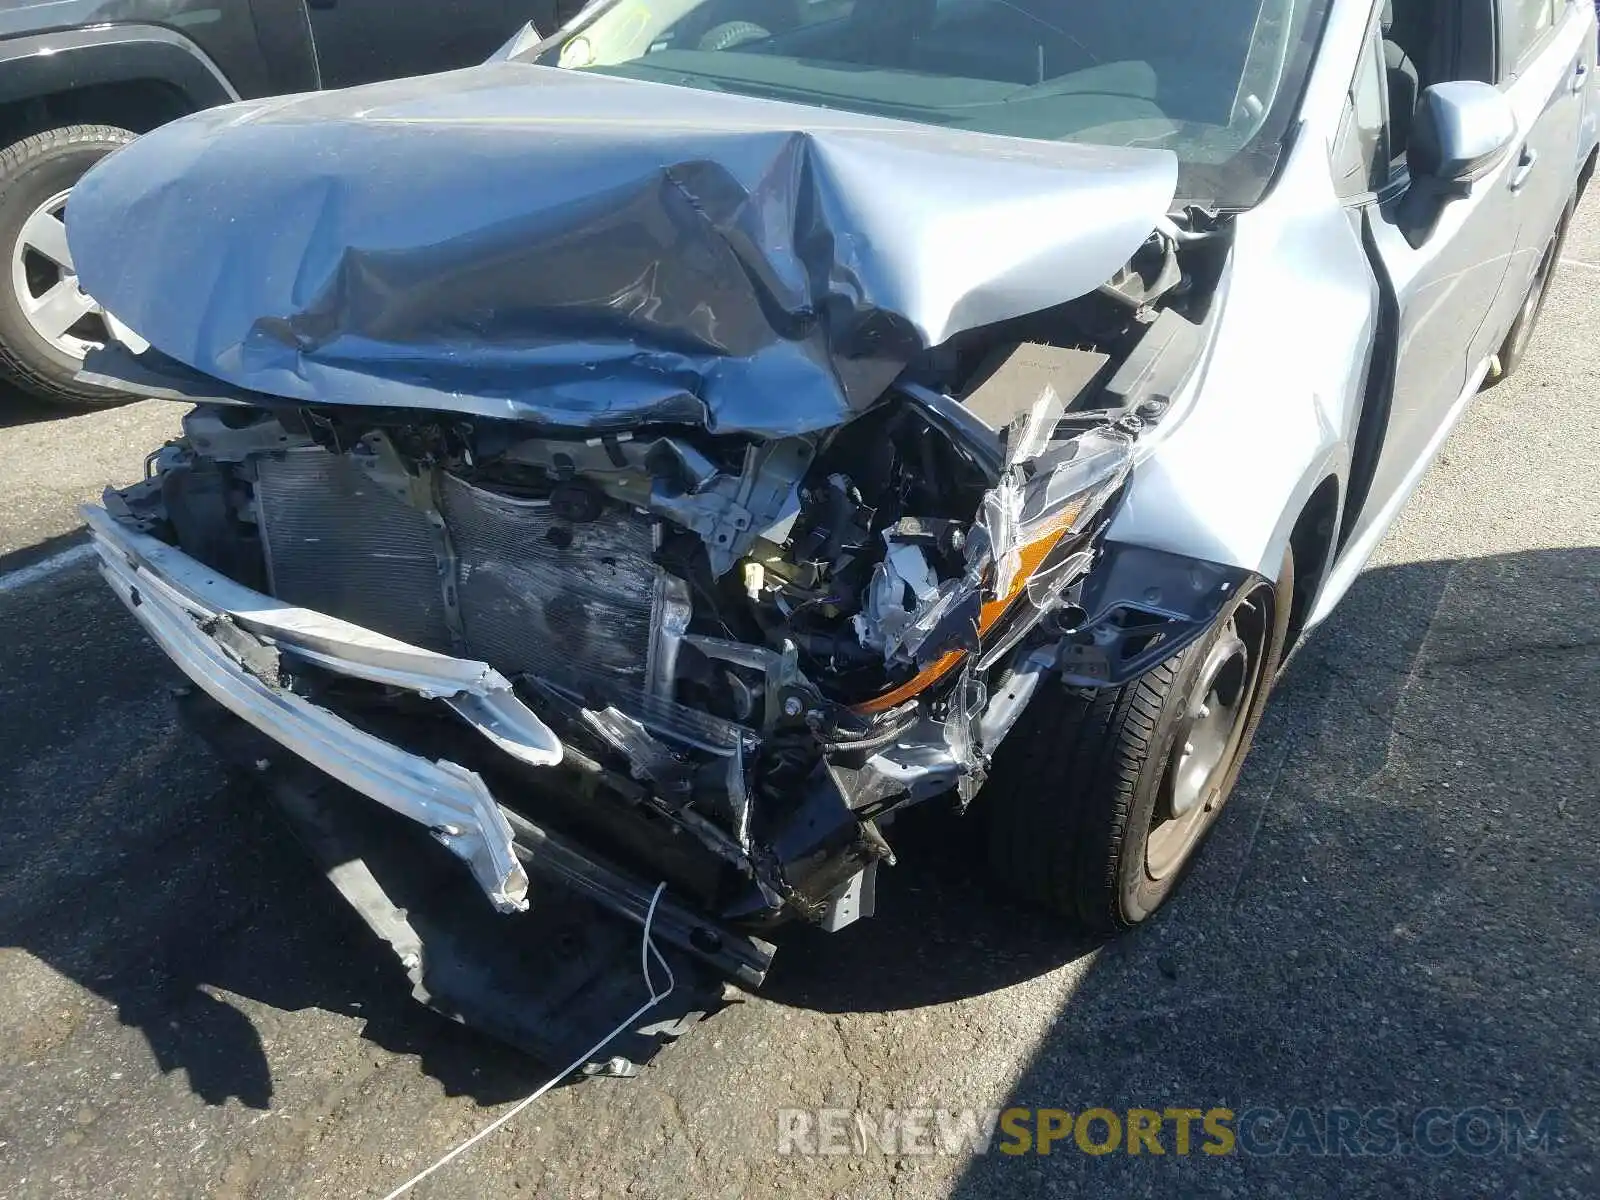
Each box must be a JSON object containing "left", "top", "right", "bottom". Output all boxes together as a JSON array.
[
  {"left": 446, "top": 691, "right": 568, "bottom": 771},
  {"left": 976, "top": 649, "right": 1055, "bottom": 749},
  {"left": 66, "top": 62, "right": 1176, "bottom": 436}
]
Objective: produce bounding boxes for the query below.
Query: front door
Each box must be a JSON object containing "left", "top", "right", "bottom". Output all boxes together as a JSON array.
[
  {"left": 1496, "top": 0, "right": 1589, "bottom": 313},
  {"left": 1344, "top": 0, "right": 1568, "bottom": 552}
]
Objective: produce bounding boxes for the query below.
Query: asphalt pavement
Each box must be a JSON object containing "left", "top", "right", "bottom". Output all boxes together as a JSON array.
[{"left": 0, "top": 195, "right": 1596, "bottom": 1199}]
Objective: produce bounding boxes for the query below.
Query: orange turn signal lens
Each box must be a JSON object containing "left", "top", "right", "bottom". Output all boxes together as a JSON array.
[{"left": 852, "top": 503, "right": 1083, "bottom": 716}]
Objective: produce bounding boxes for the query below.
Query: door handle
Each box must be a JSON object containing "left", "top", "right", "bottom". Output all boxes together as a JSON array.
[
  {"left": 1509, "top": 147, "right": 1538, "bottom": 193},
  {"left": 1574, "top": 62, "right": 1591, "bottom": 93}
]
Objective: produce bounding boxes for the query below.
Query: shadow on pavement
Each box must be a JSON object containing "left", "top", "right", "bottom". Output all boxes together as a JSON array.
[
  {"left": 0, "top": 530, "right": 89, "bottom": 576},
  {"left": 0, "top": 571, "right": 554, "bottom": 1112},
  {"left": 945, "top": 544, "right": 1598, "bottom": 1198},
  {"left": 2, "top": 545, "right": 1594, "bottom": 1160},
  {"left": 759, "top": 801, "right": 1101, "bottom": 1012},
  {"left": 0, "top": 382, "right": 90, "bottom": 429}
]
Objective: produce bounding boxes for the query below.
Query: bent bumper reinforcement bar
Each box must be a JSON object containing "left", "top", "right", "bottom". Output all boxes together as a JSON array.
[
  {"left": 84, "top": 503, "right": 545, "bottom": 910},
  {"left": 84, "top": 503, "right": 774, "bottom": 986}
]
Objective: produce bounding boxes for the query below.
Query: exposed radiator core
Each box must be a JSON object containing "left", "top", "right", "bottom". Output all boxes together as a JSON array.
[
  {"left": 439, "top": 472, "right": 658, "bottom": 685},
  {"left": 255, "top": 449, "right": 450, "bottom": 649},
  {"left": 254, "top": 448, "right": 658, "bottom": 687}
]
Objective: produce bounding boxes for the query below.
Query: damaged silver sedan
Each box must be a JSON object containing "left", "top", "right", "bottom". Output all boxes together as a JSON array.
[{"left": 64, "top": 0, "right": 1597, "bottom": 1063}]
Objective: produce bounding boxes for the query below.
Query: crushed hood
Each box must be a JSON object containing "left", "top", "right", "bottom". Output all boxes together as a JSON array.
[{"left": 68, "top": 62, "right": 1177, "bottom": 436}]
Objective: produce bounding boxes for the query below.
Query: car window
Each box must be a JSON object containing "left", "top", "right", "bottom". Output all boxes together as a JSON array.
[
  {"left": 555, "top": 0, "right": 857, "bottom": 65},
  {"left": 1333, "top": 31, "right": 1390, "bottom": 198},
  {"left": 522, "top": 0, "right": 1335, "bottom": 210},
  {"left": 1501, "top": 0, "right": 1557, "bottom": 76}
]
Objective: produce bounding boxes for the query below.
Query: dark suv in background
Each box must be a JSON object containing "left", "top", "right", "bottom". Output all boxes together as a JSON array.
[{"left": 0, "top": 0, "right": 577, "bottom": 409}]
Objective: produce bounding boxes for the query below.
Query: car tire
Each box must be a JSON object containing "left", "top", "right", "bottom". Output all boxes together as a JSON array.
[
  {"left": 1487, "top": 198, "right": 1573, "bottom": 386},
  {"left": 982, "top": 550, "right": 1293, "bottom": 933},
  {"left": 0, "top": 124, "right": 138, "bottom": 409}
]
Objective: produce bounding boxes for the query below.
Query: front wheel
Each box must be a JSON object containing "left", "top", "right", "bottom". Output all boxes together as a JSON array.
[{"left": 983, "top": 551, "right": 1293, "bottom": 932}]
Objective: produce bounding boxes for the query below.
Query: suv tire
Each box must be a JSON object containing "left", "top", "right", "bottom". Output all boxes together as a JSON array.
[{"left": 0, "top": 124, "right": 139, "bottom": 408}]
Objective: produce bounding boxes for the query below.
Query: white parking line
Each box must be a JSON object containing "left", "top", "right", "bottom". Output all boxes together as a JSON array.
[
  {"left": 0, "top": 542, "right": 94, "bottom": 594},
  {"left": 1559, "top": 256, "right": 1600, "bottom": 272}
]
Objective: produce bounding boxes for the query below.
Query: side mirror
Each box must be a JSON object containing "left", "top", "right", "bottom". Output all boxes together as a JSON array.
[{"left": 1409, "top": 81, "right": 1518, "bottom": 190}]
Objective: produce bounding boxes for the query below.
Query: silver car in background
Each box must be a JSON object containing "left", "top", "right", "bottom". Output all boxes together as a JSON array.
[{"left": 58, "top": 0, "right": 1597, "bottom": 1063}]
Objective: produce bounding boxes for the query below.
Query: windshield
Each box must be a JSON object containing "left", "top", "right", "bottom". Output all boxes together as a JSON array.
[{"left": 520, "top": 0, "right": 1331, "bottom": 208}]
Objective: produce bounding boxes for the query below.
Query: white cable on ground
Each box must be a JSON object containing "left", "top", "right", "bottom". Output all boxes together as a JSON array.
[{"left": 380, "top": 882, "right": 676, "bottom": 1200}]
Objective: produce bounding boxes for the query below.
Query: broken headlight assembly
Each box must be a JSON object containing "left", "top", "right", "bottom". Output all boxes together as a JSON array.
[{"left": 839, "top": 418, "right": 1132, "bottom": 719}]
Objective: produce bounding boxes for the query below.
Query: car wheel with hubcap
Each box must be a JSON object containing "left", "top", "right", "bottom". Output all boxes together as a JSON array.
[
  {"left": 0, "top": 124, "right": 143, "bottom": 409},
  {"left": 983, "top": 549, "right": 1293, "bottom": 932}
]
